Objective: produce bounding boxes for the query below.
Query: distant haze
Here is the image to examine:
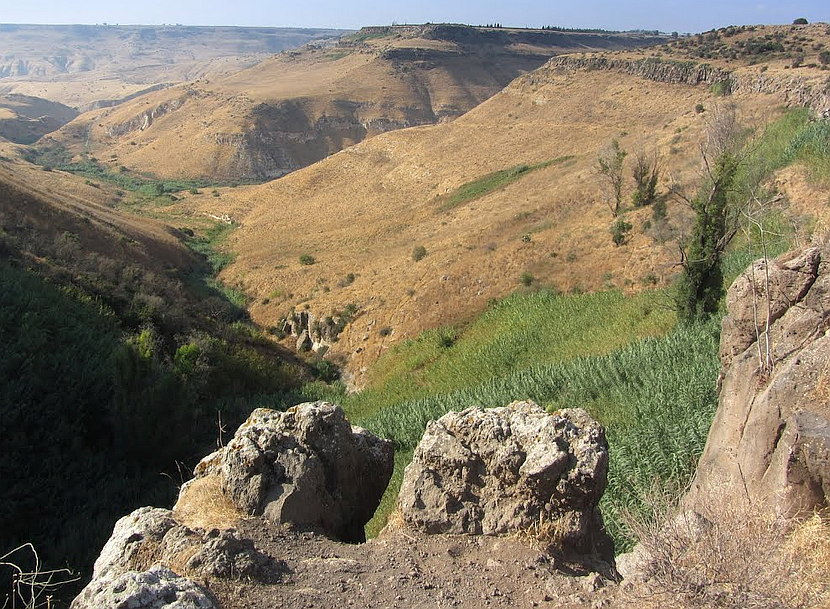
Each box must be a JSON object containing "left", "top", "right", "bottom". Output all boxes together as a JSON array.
[{"left": 1, "top": 0, "right": 826, "bottom": 34}]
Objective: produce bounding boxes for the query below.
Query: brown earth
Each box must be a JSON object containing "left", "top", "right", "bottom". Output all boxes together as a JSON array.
[
  {"left": 48, "top": 25, "right": 667, "bottom": 181},
  {"left": 154, "top": 42, "right": 830, "bottom": 383},
  {"left": 0, "top": 24, "right": 345, "bottom": 110}
]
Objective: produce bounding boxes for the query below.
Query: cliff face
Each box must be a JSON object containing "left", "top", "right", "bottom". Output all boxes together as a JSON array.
[
  {"left": 544, "top": 55, "right": 830, "bottom": 112},
  {"left": 685, "top": 243, "right": 830, "bottom": 518},
  {"left": 48, "top": 26, "right": 667, "bottom": 181}
]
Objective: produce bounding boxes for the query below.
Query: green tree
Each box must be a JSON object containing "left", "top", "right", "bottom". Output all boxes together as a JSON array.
[
  {"left": 596, "top": 139, "right": 627, "bottom": 217},
  {"left": 676, "top": 104, "right": 743, "bottom": 321},
  {"left": 676, "top": 152, "right": 740, "bottom": 321}
]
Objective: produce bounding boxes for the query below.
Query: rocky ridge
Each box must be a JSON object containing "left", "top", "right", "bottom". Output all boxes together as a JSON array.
[{"left": 544, "top": 55, "right": 830, "bottom": 112}]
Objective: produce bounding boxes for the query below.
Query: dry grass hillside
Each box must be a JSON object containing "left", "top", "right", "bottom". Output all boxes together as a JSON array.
[
  {"left": 0, "top": 150, "right": 195, "bottom": 272},
  {"left": 0, "top": 24, "right": 345, "bottom": 109},
  {"left": 147, "top": 25, "right": 830, "bottom": 384},
  {"left": 0, "top": 93, "right": 78, "bottom": 144},
  {"left": 47, "top": 25, "right": 666, "bottom": 181}
]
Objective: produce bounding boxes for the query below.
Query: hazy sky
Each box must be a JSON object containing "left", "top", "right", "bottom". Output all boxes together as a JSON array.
[{"left": 1, "top": 0, "right": 827, "bottom": 34}]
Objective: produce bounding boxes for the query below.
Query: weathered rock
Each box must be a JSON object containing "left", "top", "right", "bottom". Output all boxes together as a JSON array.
[
  {"left": 72, "top": 506, "right": 280, "bottom": 608},
  {"left": 685, "top": 242, "right": 830, "bottom": 519},
  {"left": 192, "top": 402, "right": 394, "bottom": 542},
  {"left": 398, "top": 401, "right": 611, "bottom": 559},
  {"left": 186, "top": 529, "right": 283, "bottom": 581},
  {"left": 89, "top": 507, "right": 177, "bottom": 580},
  {"left": 71, "top": 565, "right": 216, "bottom": 609}
]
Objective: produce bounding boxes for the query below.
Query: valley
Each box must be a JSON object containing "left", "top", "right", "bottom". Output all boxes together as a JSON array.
[{"left": 1, "top": 17, "right": 830, "bottom": 609}]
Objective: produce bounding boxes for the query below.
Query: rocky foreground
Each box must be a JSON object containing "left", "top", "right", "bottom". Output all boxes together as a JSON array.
[{"left": 72, "top": 243, "right": 830, "bottom": 609}]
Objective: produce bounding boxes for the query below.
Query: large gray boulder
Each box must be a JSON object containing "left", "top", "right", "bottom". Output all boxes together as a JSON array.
[
  {"left": 397, "top": 401, "right": 612, "bottom": 559},
  {"left": 72, "top": 565, "right": 216, "bottom": 609},
  {"left": 191, "top": 402, "right": 394, "bottom": 542},
  {"left": 685, "top": 243, "right": 830, "bottom": 518}
]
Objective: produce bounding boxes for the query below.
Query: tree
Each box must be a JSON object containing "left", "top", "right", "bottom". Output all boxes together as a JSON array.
[
  {"left": 596, "top": 139, "right": 627, "bottom": 216},
  {"left": 675, "top": 105, "right": 742, "bottom": 322},
  {"left": 631, "top": 150, "right": 661, "bottom": 207},
  {"left": 792, "top": 17, "right": 808, "bottom": 25}
]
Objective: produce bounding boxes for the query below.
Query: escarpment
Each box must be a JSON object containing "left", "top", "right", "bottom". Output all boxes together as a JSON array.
[{"left": 544, "top": 55, "right": 830, "bottom": 112}]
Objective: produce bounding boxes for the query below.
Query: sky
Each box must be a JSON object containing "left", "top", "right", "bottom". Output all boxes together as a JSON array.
[{"left": 0, "top": 0, "right": 826, "bottom": 34}]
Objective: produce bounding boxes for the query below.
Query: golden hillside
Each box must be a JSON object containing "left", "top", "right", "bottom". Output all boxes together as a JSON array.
[
  {"left": 0, "top": 93, "right": 78, "bottom": 144},
  {"left": 48, "top": 25, "right": 666, "bottom": 181},
  {"left": 149, "top": 26, "right": 830, "bottom": 383}
]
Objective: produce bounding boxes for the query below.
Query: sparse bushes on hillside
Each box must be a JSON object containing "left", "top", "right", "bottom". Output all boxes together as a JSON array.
[
  {"left": 412, "top": 245, "right": 427, "bottom": 261},
  {"left": 299, "top": 254, "right": 316, "bottom": 265}
]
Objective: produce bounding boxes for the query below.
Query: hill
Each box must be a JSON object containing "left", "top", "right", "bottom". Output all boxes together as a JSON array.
[
  {"left": 0, "top": 24, "right": 345, "bottom": 109},
  {"left": 44, "top": 24, "right": 667, "bottom": 181},
  {"left": 141, "top": 24, "right": 829, "bottom": 384},
  {"left": 0, "top": 153, "right": 314, "bottom": 598},
  {"left": 0, "top": 93, "right": 78, "bottom": 143}
]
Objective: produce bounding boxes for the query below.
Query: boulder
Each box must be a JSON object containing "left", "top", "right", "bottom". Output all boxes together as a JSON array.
[
  {"left": 685, "top": 243, "right": 830, "bottom": 518},
  {"left": 72, "top": 508, "right": 280, "bottom": 609},
  {"left": 397, "top": 401, "right": 611, "bottom": 559},
  {"left": 72, "top": 565, "right": 216, "bottom": 609},
  {"left": 191, "top": 402, "right": 394, "bottom": 542}
]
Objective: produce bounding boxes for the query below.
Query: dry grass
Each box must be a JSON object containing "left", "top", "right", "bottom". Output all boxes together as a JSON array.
[
  {"left": 625, "top": 488, "right": 830, "bottom": 609},
  {"left": 172, "top": 475, "right": 244, "bottom": 531}
]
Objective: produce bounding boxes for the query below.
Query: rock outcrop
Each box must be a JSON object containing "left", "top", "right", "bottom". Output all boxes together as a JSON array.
[
  {"left": 281, "top": 310, "right": 350, "bottom": 353},
  {"left": 398, "top": 401, "right": 612, "bottom": 560},
  {"left": 685, "top": 243, "right": 830, "bottom": 518},
  {"left": 189, "top": 402, "right": 394, "bottom": 542},
  {"left": 71, "top": 506, "right": 281, "bottom": 609},
  {"left": 545, "top": 55, "right": 830, "bottom": 113}
]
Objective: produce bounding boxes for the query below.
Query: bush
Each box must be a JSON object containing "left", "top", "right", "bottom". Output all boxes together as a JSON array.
[
  {"left": 610, "top": 218, "right": 633, "bottom": 246},
  {"left": 520, "top": 271, "right": 534, "bottom": 286},
  {"left": 299, "top": 254, "right": 316, "bottom": 266},
  {"left": 412, "top": 245, "right": 427, "bottom": 261},
  {"left": 793, "top": 17, "right": 808, "bottom": 25},
  {"left": 695, "top": 103, "right": 705, "bottom": 114}
]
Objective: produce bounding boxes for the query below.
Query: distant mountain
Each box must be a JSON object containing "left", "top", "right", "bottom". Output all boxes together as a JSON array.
[
  {"left": 46, "top": 24, "right": 667, "bottom": 181},
  {"left": 0, "top": 24, "right": 347, "bottom": 109}
]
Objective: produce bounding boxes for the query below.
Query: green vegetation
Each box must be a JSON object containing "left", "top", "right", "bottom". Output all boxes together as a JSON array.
[
  {"left": 299, "top": 254, "right": 317, "bottom": 265},
  {"left": 437, "top": 156, "right": 574, "bottom": 213},
  {"left": 23, "top": 143, "right": 258, "bottom": 199},
  {"left": 631, "top": 150, "right": 661, "bottom": 207},
  {"left": 610, "top": 218, "right": 633, "bottom": 246},
  {"left": 186, "top": 221, "right": 237, "bottom": 273},
  {"left": 677, "top": 107, "right": 829, "bottom": 322},
  {"left": 325, "top": 289, "right": 675, "bottom": 422},
  {"left": 411, "top": 245, "right": 427, "bottom": 261}
]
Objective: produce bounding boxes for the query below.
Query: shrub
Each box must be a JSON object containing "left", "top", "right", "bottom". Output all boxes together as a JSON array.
[
  {"left": 520, "top": 272, "right": 534, "bottom": 286},
  {"left": 710, "top": 80, "right": 732, "bottom": 96},
  {"left": 820, "top": 50, "right": 830, "bottom": 65},
  {"left": 631, "top": 150, "right": 661, "bottom": 207},
  {"left": 610, "top": 218, "right": 633, "bottom": 246},
  {"left": 695, "top": 103, "right": 705, "bottom": 114},
  {"left": 793, "top": 17, "right": 808, "bottom": 25},
  {"left": 412, "top": 245, "right": 427, "bottom": 261},
  {"left": 299, "top": 254, "right": 316, "bottom": 266}
]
